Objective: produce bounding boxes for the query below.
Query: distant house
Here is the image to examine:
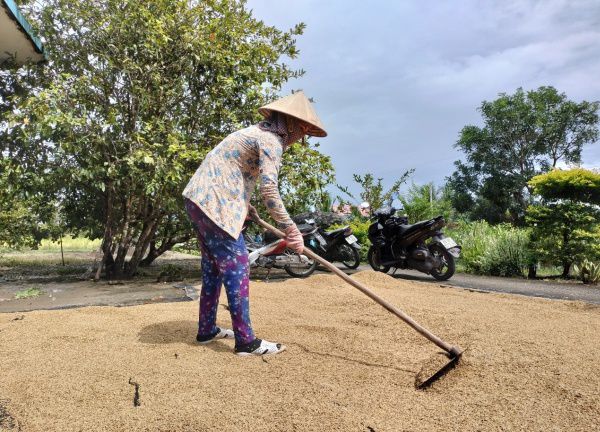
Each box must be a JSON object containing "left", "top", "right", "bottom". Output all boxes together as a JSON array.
[{"left": 1, "top": 0, "right": 45, "bottom": 66}]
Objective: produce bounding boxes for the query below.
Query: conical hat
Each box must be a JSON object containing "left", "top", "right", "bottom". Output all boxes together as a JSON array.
[{"left": 258, "top": 91, "right": 327, "bottom": 137}]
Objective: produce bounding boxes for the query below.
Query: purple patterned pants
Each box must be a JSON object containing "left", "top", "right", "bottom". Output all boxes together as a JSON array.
[{"left": 185, "top": 199, "right": 255, "bottom": 346}]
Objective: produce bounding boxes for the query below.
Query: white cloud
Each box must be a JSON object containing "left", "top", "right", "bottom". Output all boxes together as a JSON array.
[{"left": 248, "top": 0, "right": 600, "bottom": 192}]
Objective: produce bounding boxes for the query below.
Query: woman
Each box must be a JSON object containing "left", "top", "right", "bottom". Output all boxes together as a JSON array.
[{"left": 182, "top": 91, "right": 327, "bottom": 356}]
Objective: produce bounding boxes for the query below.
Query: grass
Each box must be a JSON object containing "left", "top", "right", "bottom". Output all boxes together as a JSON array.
[
  {"left": 37, "top": 236, "right": 101, "bottom": 252},
  {"left": 535, "top": 265, "right": 563, "bottom": 278},
  {"left": 0, "top": 236, "right": 101, "bottom": 254},
  {"left": 0, "top": 254, "right": 91, "bottom": 267},
  {"left": 0, "top": 236, "right": 99, "bottom": 272},
  {"left": 14, "top": 287, "right": 44, "bottom": 299}
]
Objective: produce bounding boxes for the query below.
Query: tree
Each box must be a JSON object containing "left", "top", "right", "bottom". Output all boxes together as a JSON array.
[
  {"left": 528, "top": 167, "right": 600, "bottom": 203},
  {"left": 337, "top": 170, "right": 414, "bottom": 213},
  {"left": 526, "top": 168, "right": 600, "bottom": 277},
  {"left": 246, "top": 140, "right": 335, "bottom": 231},
  {"left": 398, "top": 182, "right": 454, "bottom": 222},
  {"left": 8, "top": 0, "right": 314, "bottom": 278},
  {"left": 278, "top": 141, "right": 335, "bottom": 216},
  {"left": 0, "top": 49, "right": 55, "bottom": 248},
  {"left": 448, "top": 87, "right": 599, "bottom": 224}
]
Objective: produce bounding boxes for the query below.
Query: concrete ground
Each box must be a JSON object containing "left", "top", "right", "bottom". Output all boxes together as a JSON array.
[
  {"left": 383, "top": 267, "right": 600, "bottom": 304},
  {"left": 1, "top": 251, "right": 599, "bottom": 313}
]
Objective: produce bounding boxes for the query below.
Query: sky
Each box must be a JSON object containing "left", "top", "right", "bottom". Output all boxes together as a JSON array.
[{"left": 247, "top": 0, "right": 600, "bottom": 199}]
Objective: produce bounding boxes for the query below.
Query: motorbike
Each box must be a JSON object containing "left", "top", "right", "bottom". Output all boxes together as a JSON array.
[
  {"left": 366, "top": 207, "right": 461, "bottom": 281},
  {"left": 299, "top": 218, "right": 362, "bottom": 269},
  {"left": 243, "top": 221, "right": 318, "bottom": 278}
]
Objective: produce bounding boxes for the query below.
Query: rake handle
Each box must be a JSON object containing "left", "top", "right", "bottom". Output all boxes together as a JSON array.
[{"left": 253, "top": 216, "right": 462, "bottom": 356}]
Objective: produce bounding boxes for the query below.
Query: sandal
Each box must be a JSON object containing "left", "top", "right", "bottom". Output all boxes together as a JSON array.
[
  {"left": 235, "top": 338, "right": 286, "bottom": 356},
  {"left": 196, "top": 327, "right": 234, "bottom": 344}
]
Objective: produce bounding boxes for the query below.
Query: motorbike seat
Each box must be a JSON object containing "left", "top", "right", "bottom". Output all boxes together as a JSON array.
[
  {"left": 396, "top": 220, "right": 431, "bottom": 236},
  {"left": 373, "top": 207, "right": 396, "bottom": 218},
  {"left": 325, "top": 226, "right": 347, "bottom": 236}
]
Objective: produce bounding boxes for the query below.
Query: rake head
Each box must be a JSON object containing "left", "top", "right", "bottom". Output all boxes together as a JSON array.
[{"left": 414, "top": 348, "right": 464, "bottom": 390}]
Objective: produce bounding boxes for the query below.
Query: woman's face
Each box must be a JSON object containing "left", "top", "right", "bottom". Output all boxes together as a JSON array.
[
  {"left": 298, "top": 121, "right": 311, "bottom": 135},
  {"left": 285, "top": 116, "right": 310, "bottom": 145},
  {"left": 296, "top": 121, "right": 312, "bottom": 145}
]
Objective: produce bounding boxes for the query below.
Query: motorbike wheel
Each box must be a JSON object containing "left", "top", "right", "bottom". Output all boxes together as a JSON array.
[
  {"left": 284, "top": 251, "right": 318, "bottom": 278},
  {"left": 337, "top": 244, "right": 361, "bottom": 269},
  {"left": 429, "top": 245, "right": 455, "bottom": 281},
  {"left": 367, "top": 246, "right": 390, "bottom": 273}
]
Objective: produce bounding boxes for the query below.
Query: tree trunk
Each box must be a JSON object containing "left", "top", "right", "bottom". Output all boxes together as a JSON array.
[
  {"left": 95, "top": 181, "right": 115, "bottom": 281},
  {"left": 139, "top": 233, "right": 192, "bottom": 267},
  {"left": 114, "top": 195, "right": 134, "bottom": 274},
  {"left": 561, "top": 229, "right": 571, "bottom": 278},
  {"left": 125, "top": 218, "right": 159, "bottom": 277},
  {"left": 140, "top": 241, "right": 158, "bottom": 267}
]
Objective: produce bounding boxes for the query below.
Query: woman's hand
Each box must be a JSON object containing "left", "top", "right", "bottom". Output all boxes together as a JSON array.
[
  {"left": 247, "top": 204, "right": 259, "bottom": 221},
  {"left": 283, "top": 224, "right": 304, "bottom": 254}
]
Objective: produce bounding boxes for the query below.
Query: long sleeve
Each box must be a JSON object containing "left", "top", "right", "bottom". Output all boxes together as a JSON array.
[{"left": 258, "top": 136, "right": 294, "bottom": 230}]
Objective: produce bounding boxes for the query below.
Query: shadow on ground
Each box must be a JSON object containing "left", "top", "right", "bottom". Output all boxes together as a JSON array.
[{"left": 137, "top": 320, "right": 232, "bottom": 352}]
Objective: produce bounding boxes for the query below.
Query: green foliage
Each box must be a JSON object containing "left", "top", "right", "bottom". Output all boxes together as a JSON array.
[
  {"left": 157, "top": 264, "right": 184, "bottom": 282},
  {"left": 14, "top": 287, "right": 43, "bottom": 300},
  {"left": 0, "top": 64, "right": 57, "bottom": 249},
  {"left": 448, "top": 221, "right": 532, "bottom": 277},
  {"left": 4, "top": 0, "right": 319, "bottom": 277},
  {"left": 527, "top": 202, "right": 600, "bottom": 276},
  {"left": 317, "top": 191, "right": 334, "bottom": 212},
  {"left": 0, "top": 199, "right": 38, "bottom": 249},
  {"left": 250, "top": 141, "right": 335, "bottom": 230},
  {"left": 337, "top": 170, "right": 414, "bottom": 212},
  {"left": 347, "top": 218, "right": 370, "bottom": 262},
  {"left": 572, "top": 260, "right": 600, "bottom": 284},
  {"left": 448, "top": 87, "right": 599, "bottom": 224},
  {"left": 172, "top": 240, "right": 201, "bottom": 256},
  {"left": 278, "top": 142, "right": 335, "bottom": 216},
  {"left": 529, "top": 168, "right": 600, "bottom": 204},
  {"left": 526, "top": 168, "right": 600, "bottom": 277},
  {"left": 398, "top": 183, "right": 454, "bottom": 222}
]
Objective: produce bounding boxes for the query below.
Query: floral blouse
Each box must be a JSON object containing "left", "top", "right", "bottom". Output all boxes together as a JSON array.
[{"left": 182, "top": 125, "right": 294, "bottom": 239}]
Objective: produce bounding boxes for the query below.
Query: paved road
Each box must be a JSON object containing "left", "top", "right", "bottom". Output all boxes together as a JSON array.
[
  {"left": 342, "top": 265, "right": 600, "bottom": 305},
  {"left": 2, "top": 265, "right": 599, "bottom": 314}
]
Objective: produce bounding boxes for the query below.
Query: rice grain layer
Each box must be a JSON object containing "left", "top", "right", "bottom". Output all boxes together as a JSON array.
[{"left": 0, "top": 271, "right": 599, "bottom": 431}]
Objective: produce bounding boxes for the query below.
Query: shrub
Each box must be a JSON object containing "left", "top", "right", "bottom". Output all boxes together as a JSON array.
[
  {"left": 157, "top": 264, "right": 184, "bottom": 282},
  {"left": 572, "top": 260, "right": 600, "bottom": 284},
  {"left": 448, "top": 221, "right": 532, "bottom": 277},
  {"left": 527, "top": 168, "right": 600, "bottom": 277}
]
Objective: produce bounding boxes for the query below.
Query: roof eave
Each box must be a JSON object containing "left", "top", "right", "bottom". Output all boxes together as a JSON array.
[{"left": 2, "top": 0, "right": 46, "bottom": 59}]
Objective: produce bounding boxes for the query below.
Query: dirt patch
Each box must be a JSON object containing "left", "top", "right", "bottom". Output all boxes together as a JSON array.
[{"left": 0, "top": 271, "right": 599, "bottom": 431}]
